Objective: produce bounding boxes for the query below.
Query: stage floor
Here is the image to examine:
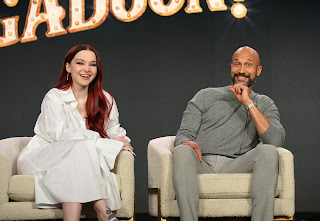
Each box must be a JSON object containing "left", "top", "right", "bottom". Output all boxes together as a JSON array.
[{"left": 133, "top": 213, "right": 320, "bottom": 221}]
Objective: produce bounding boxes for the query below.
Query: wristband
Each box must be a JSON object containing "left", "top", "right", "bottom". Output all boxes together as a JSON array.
[{"left": 246, "top": 102, "right": 255, "bottom": 111}]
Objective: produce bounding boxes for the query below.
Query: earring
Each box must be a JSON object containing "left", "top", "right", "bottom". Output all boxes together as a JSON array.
[{"left": 67, "top": 72, "right": 69, "bottom": 81}]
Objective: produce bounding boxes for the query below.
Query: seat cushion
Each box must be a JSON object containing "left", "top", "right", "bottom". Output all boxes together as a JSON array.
[
  {"left": 198, "top": 173, "right": 282, "bottom": 199},
  {"left": 8, "top": 175, "right": 122, "bottom": 202},
  {"left": 8, "top": 175, "right": 35, "bottom": 201}
]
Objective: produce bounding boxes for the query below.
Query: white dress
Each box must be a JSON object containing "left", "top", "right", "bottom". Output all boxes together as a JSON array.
[{"left": 17, "top": 87, "right": 128, "bottom": 210}]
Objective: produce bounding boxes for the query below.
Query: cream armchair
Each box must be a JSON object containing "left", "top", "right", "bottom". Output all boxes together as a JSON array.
[
  {"left": 0, "top": 137, "right": 135, "bottom": 221},
  {"left": 148, "top": 136, "right": 295, "bottom": 221}
]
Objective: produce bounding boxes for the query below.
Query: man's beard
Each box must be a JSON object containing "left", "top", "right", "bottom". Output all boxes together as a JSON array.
[{"left": 231, "top": 73, "right": 257, "bottom": 87}]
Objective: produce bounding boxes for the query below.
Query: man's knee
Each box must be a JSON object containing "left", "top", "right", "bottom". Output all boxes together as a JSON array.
[
  {"left": 255, "top": 144, "right": 279, "bottom": 166},
  {"left": 173, "top": 145, "right": 196, "bottom": 160},
  {"left": 172, "top": 145, "right": 199, "bottom": 192},
  {"left": 256, "top": 144, "right": 279, "bottom": 158},
  {"left": 173, "top": 145, "right": 200, "bottom": 172}
]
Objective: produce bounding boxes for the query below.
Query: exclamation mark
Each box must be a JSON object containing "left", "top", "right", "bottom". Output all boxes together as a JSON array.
[{"left": 231, "top": 0, "right": 247, "bottom": 18}]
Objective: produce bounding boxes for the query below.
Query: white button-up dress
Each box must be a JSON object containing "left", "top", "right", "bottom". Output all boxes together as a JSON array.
[{"left": 17, "top": 88, "right": 128, "bottom": 210}]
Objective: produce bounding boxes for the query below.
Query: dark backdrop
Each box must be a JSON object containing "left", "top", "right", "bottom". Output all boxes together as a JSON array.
[{"left": 1, "top": 0, "right": 319, "bottom": 213}]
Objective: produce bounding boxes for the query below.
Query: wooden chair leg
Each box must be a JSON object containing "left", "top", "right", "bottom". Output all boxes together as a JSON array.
[
  {"left": 158, "top": 188, "right": 162, "bottom": 221},
  {"left": 274, "top": 215, "right": 295, "bottom": 221}
]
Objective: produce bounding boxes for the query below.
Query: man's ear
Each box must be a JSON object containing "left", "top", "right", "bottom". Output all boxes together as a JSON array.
[
  {"left": 66, "top": 63, "right": 71, "bottom": 73},
  {"left": 257, "top": 66, "right": 262, "bottom": 77}
]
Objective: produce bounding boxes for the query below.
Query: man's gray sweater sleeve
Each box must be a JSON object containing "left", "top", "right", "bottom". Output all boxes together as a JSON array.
[
  {"left": 257, "top": 96, "right": 286, "bottom": 147},
  {"left": 174, "top": 90, "right": 205, "bottom": 147}
]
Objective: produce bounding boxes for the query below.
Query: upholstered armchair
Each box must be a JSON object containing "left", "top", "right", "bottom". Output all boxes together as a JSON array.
[
  {"left": 0, "top": 137, "right": 135, "bottom": 221},
  {"left": 148, "top": 136, "right": 295, "bottom": 221}
]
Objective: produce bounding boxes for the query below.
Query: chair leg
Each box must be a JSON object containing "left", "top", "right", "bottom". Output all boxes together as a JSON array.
[
  {"left": 157, "top": 188, "right": 172, "bottom": 221},
  {"left": 119, "top": 218, "right": 134, "bottom": 221},
  {"left": 274, "top": 215, "right": 295, "bottom": 221},
  {"left": 119, "top": 193, "right": 136, "bottom": 221},
  {"left": 158, "top": 188, "right": 162, "bottom": 221},
  {"left": 118, "top": 215, "right": 135, "bottom": 221},
  {"left": 157, "top": 189, "right": 177, "bottom": 221}
]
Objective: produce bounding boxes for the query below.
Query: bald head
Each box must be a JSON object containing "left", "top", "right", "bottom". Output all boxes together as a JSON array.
[
  {"left": 230, "top": 46, "right": 262, "bottom": 88},
  {"left": 232, "top": 46, "right": 260, "bottom": 66}
]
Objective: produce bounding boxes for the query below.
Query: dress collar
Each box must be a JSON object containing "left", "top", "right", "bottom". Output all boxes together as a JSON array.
[{"left": 60, "top": 87, "right": 76, "bottom": 103}]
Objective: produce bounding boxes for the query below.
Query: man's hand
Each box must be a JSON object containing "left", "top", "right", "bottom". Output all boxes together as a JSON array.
[
  {"left": 229, "top": 84, "right": 253, "bottom": 107},
  {"left": 180, "top": 140, "right": 203, "bottom": 162},
  {"left": 230, "top": 85, "right": 271, "bottom": 134}
]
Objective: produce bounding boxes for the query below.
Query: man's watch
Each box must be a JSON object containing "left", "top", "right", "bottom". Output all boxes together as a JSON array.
[{"left": 246, "top": 102, "right": 256, "bottom": 111}]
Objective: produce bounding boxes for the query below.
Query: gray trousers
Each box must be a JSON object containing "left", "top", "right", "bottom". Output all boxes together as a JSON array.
[{"left": 173, "top": 144, "right": 279, "bottom": 221}]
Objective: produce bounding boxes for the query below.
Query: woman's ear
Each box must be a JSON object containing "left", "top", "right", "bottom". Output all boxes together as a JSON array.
[{"left": 66, "top": 63, "right": 71, "bottom": 73}]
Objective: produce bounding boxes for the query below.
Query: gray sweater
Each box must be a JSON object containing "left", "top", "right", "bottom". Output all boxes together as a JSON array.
[{"left": 174, "top": 86, "right": 285, "bottom": 158}]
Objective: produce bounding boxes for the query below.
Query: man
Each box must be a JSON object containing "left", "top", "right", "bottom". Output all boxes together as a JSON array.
[{"left": 173, "top": 46, "right": 285, "bottom": 221}]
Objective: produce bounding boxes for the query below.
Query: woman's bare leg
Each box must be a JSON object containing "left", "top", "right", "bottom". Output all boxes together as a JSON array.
[
  {"left": 92, "top": 199, "right": 118, "bottom": 221},
  {"left": 62, "top": 202, "right": 82, "bottom": 221}
]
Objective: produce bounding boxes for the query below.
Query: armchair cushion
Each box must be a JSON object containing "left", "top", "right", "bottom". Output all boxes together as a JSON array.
[
  {"left": 8, "top": 175, "right": 35, "bottom": 202},
  {"left": 8, "top": 175, "right": 122, "bottom": 202},
  {"left": 198, "top": 173, "right": 281, "bottom": 199}
]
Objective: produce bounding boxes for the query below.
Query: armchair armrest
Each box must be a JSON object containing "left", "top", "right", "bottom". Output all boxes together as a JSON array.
[
  {"left": 0, "top": 155, "right": 9, "bottom": 205},
  {"left": 148, "top": 136, "right": 175, "bottom": 188},
  {"left": 0, "top": 137, "right": 31, "bottom": 205},
  {"left": 0, "top": 137, "right": 31, "bottom": 176},
  {"left": 112, "top": 150, "right": 135, "bottom": 217},
  {"left": 276, "top": 147, "right": 295, "bottom": 201},
  {"left": 148, "top": 136, "right": 176, "bottom": 206}
]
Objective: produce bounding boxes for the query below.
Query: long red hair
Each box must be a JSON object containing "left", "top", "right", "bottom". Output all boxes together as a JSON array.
[{"left": 54, "top": 44, "right": 112, "bottom": 138}]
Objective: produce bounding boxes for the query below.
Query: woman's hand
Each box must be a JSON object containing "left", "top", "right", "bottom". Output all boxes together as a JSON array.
[{"left": 112, "top": 136, "right": 134, "bottom": 153}]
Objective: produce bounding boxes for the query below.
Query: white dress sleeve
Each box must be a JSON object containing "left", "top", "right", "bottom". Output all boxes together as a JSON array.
[{"left": 104, "top": 92, "right": 131, "bottom": 142}]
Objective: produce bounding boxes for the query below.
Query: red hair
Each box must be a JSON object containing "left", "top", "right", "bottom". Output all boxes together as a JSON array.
[{"left": 54, "top": 44, "right": 112, "bottom": 138}]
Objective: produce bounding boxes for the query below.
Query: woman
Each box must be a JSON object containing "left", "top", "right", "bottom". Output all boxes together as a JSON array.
[{"left": 17, "top": 45, "right": 133, "bottom": 221}]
